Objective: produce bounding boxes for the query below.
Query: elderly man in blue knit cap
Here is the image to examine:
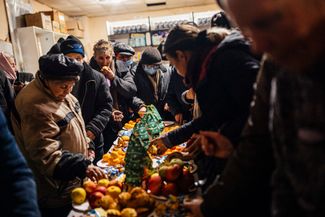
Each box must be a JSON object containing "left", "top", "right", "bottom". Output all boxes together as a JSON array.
[{"left": 60, "top": 35, "right": 114, "bottom": 163}]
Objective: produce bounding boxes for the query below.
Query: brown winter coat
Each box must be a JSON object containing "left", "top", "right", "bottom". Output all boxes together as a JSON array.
[{"left": 11, "top": 72, "right": 89, "bottom": 208}]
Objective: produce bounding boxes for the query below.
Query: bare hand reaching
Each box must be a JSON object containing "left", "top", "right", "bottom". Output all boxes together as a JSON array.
[
  {"left": 86, "top": 165, "right": 107, "bottom": 182},
  {"left": 138, "top": 106, "right": 147, "bottom": 118},
  {"left": 183, "top": 196, "right": 204, "bottom": 217},
  {"left": 175, "top": 113, "right": 183, "bottom": 125},
  {"left": 183, "top": 134, "right": 201, "bottom": 160},
  {"left": 148, "top": 137, "right": 168, "bottom": 155},
  {"left": 87, "top": 149, "right": 95, "bottom": 162},
  {"left": 112, "top": 110, "right": 124, "bottom": 122},
  {"left": 86, "top": 130, "right": 96, "bottom": 141},
  {"left": 199, "top": 131, "right": 234, "bottom": 159}
]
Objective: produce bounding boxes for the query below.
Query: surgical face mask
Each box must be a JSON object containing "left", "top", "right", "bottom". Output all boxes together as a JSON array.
[
  {"left": 125, "top": 60, "right": 133, "bottom": 67},
  {"left": 116, "top": 59, "right": 124, "bottom": 66},
  {"left": 116, "top": 59, "right": 133, "bottom": 68},
  {"left": 143, "top": 65, "right": 157, "bottom": 76}
]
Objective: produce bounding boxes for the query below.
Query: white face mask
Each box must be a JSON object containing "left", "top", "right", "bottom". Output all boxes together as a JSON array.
[
  {"left": 125, "top": 60, "right": 133, "bottom": 67},
  {"left": 143, "top": 65, "right": 157, "bottom": 75},
  {"left": 116, "top": 60, "right": 133, "bottom": 69}
]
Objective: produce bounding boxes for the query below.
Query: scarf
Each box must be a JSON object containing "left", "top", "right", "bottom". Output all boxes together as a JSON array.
[{"left": 0, "top": 52, "right": 17, "bottom": 81}]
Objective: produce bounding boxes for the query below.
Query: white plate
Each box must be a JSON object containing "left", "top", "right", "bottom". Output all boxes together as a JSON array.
[
  {"left": 96, "top": 159, "right": 109, "bottom": 168},
  {"left": 163, "top": 121, "right": 175, "bottom": 127},
  {"left": 72, "top": 200, "right": 90, "bottom": 212}
]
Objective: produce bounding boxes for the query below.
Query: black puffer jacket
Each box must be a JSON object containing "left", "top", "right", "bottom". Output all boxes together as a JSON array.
[
  {"left": 89, "top": 57, "right": 137, "bottom": 121},
  {"left": 164, "top": 30, "right": 259, "bottom": 146},
  {"left": 131, "top": 64, "right": 172, "bottom": 120},
  {"left": 72, "top": 62, "right": 113, "bottom": 148}
]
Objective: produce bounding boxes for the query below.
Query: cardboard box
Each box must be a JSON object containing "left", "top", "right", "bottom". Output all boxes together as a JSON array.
[
  {"left": 16, "top": 15, "right": 26, "bottom": 28},
  {"left": 25, "top": 13, "right": 52, "bottom": 31},
  {"left": 60, "top": 23, "right": 68, "bottom": 34},
  {"left": 58, "top": 12, "right": 66, "bottom": 24},
  {"left": 66, "top": 20, "right": 84, "bottom": 38},
  {"left": 58, "top": 12, "right": 67, "bottom": 34},
  {"left": 52, "top": 21, "right": 60, "bottom": 33},
  {"left": 42, "top": 10, "right": 59, "bottom": 23}
]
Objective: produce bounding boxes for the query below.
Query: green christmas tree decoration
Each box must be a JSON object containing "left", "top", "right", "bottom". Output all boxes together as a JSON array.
[{"left": 124, "top": 105, "right": 164, "bottom": 186}]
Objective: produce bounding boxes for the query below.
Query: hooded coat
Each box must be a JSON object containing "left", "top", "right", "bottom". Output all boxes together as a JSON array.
[{"left": 164, "top": 30, "right": 259, "bottom": 146}]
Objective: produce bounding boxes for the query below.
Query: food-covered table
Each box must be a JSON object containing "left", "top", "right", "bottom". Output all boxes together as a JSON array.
[{"left": 67, "top": 105, "right": 198, "bottom": 217}]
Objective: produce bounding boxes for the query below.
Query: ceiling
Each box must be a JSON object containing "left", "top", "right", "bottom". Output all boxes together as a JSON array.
[{"left": 36, "top": 0, "right": 216, "bottom": 17}]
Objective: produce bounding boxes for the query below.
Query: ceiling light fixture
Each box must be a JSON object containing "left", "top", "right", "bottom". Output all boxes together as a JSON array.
[{"left": 145, "top": 0, "right": 167, "bottom": 7}]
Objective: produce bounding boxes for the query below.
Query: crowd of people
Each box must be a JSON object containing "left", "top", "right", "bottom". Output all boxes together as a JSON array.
[{"left": 0, "top": 0, "right": 324, "bottom": 216}]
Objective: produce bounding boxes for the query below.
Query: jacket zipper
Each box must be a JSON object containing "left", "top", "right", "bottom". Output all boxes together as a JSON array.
[{"left": 81, "top": 80, "right": 95, "bottom": 107}]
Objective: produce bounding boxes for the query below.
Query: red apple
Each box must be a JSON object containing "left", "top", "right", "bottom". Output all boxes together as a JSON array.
[
  {"left": 165, "top": 164, "right": 182, "bottom": 181},
  {"left": 147, "top": 173, "right": 162, "bottom": 195},
  {"left": 161, "top": 182, "right": 178, "bottom": 197},
  {"left": 88, "top": 191, "right": 104, "bottom": 208},
  {"left": 183, "top": 166, "right": 190, "bottom": 176},
  {"left": 94, "top": 186, "right": 107, "bottom": 195},
  {"left": 83, "top": 180, "right": 97, "bottom": 194}
]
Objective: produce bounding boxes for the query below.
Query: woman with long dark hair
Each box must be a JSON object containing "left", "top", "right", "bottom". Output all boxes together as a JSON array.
[{"left": 151, "top": 23, "right": 259, "bottom": 187}]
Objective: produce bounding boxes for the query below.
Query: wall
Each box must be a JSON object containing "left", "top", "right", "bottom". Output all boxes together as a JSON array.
[
  {"left": 0, "top": 0, "right": 9, "bottom": 41},
  {"left": 27, "top": 1, "right": 96, "bottom": 56},
  {"left": 29, "top": 0, "right": 51, "bottom": 12},
  {"left": 88, "top": 4, "right": 219, "bottom": 51},
  {"left": 72, "top": 16, "right": 92, "bottom": 60}
]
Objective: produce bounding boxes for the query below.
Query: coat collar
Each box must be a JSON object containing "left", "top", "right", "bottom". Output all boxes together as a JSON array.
[{"left": 35, "top": 71, "right": 64, "bottom": 102}]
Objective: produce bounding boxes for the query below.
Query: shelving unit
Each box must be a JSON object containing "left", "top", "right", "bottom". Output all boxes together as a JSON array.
[
  {"left": 106, "top": 11, "right": 215, "bottom": 49},
  {"left": 16, "top": 26, "right": 67, "bottom": 74}
]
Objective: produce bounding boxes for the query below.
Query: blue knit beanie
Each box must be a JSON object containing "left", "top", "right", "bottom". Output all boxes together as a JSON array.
[{"left": 60, "top": 35, "right": 85, "bottom": 57}]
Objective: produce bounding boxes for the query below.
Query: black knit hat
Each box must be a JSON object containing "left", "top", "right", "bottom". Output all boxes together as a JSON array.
[
  {"left": 60, "top": 35, "right": 85, "bottom": 57},
  {"left": 39, "top": 54, "right": 83, "bottom": 80},
  {"left": 140, "top": 47, "right": 162, "bottom": 65},
  {"left": 47, "top": 37, "right": 65, "bottom": 55},
  {"left": 114, "top": 42, "right": 135, "bottom": 56}
]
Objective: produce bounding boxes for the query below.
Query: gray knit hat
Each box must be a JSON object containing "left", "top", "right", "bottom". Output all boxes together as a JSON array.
[{"left": 140, "top": 47, "right": 162, "bottom": 65}]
